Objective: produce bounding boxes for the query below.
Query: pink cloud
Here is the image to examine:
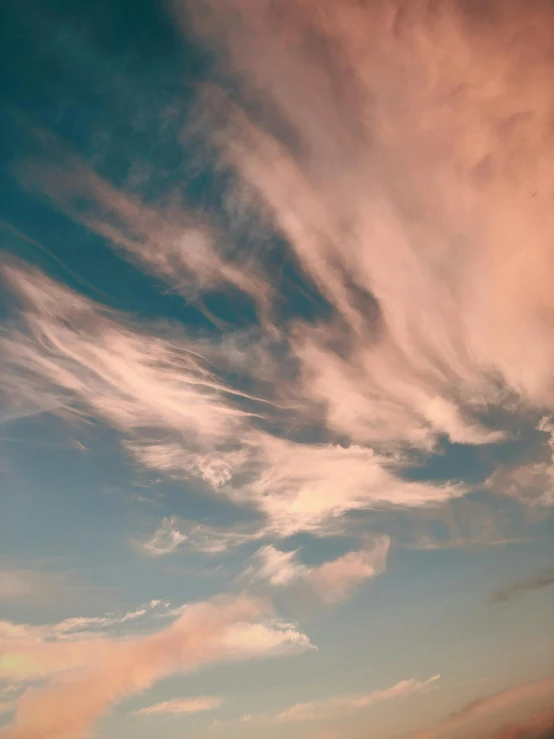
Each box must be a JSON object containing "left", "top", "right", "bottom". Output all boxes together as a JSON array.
[
  {"left": 182, "top": 0, "right": 554, "bottom": 449},
  {"left": 5, "top": 0, "right": 554, "bottom": 503},
  {"left": 1, "top": 266, "right": 464, "bottom": 541},
  {"left": 412, "top": 676, "right": 554, "bottom": 739},
  {"left": 0, "top": 596, "right": 312, "bottom": 739},
  {"left": 248, "top": 535, "right": 390, "bottom": 603}
]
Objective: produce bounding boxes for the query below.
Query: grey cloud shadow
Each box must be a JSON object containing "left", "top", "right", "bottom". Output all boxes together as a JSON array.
[{"left": 490, "top": 568, "right": 554, "bottom": 605}]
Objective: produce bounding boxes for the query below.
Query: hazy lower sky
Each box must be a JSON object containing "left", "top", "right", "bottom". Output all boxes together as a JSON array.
[{"left": 1, "top": 2, "right": 553, "bottom": 738}]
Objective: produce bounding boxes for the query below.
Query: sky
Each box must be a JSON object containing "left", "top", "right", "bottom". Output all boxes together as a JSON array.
[{"left": 0, "top": 1, "right": 553, "bottom": 738}]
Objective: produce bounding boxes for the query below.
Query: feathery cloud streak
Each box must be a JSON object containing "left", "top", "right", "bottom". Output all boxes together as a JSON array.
[
  {"left": 179, "top": 0, "right": 554, "bottom": 449},
  {"left": 1, "top": 265, "right": 464, "bottom": 538},
  {"left": 135, "top": 695, "right": 222, "bottom": 716},
  {"left": 9, "top": 0, "right": 554, "bottom": 475},
  {"left": 216, "top": 674, "right": 439, "bottom": 726}
]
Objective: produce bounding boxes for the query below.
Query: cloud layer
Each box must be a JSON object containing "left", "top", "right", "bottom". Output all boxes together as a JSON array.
[
  {"left": 1, "top": 264, "right": 465, "bottom": 540},
  {"left": 413, "top": 677, "right": 554, "bottom": 739},
  {"left": 2, "top": 3, "right": 554, "bottom": 738},
  {"left": 0, "top": 596, "right": 311, "bottom": 739},
  {"left": 215, "top": 674, "right": 439, "bottom": 727}
]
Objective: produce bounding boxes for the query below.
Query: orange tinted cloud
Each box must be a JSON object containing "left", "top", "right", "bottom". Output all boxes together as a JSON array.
[
  {"left": 248, "top": 535, "right": 390, "bottom": 603},
  {"left": 182, "top": 0, "right": 554, "bottom": 448},
  {"left": 412, "top": 676, "right": 554, "bottom": 739},
  {"left": 0, "top": 596, "right": 312, "bottom": 739}
]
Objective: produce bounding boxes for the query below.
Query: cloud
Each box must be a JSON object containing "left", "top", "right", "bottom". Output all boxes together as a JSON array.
[
  {"left": 486, "top": 418, "right": 554, "bottom": 507},
  {"left": 221, "top": 674, "right": 439, "bottom": 726},
  {"left": 0, "top": 600, "right": 166, "bottom": 648},
  {"left": 135, "top": 695, "right": 222, "bottom": 716},
  {"left": 412, "top": 676, "right": 554, "bottom": 739},
  {"left": 306, "top": 536, "right": 389, "bottom": 603},
  {"left": 490, "top": 568, "right": 554, "bottom": 605},
  {"left": 247, "top": 535, "right": 390, "bottom": 603},
  {"left": 236, "top": 436, "right": 464, "bottom": 537},
  {"left": 4, "top": 0, "right": 554, "bottom": 541},
  {"left": 138, "top": 517, "right": 266, "bottom": 556},
  {"left": 13, "top": 140, "right": 273, "bottom": 324},
  {"left": 179, "top": 0, "right": 554, "bottom": 451},
  {"left": 0, "top": 263, "right": 255, "bottom": 445},
  {"left": 1, "top": 265, "right": 464, "bottom": 540},
  {"left": 487, "top": 710, "right": 554, "bottom": 739},
  {"left": 0, "top": 595, "right": 312, "bottom": 739},
  {"left": 5, "top": 0, "right": 554, "bottom": 552},
  {"left": 139, "top": 516, "right": 189, "bottom": 556}
]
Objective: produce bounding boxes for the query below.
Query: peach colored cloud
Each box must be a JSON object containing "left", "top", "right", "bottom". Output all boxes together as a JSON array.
[
  {"left": 135, "top": 695, "right": 222, "bottom": 716},
  {"left": 1, "top": 266, "right": 464, "bottom": 539},
  {"left": 6, "top": 0, "right": 554, "bottom": 472},
  {"left": 412, "top": 676, "right": 554, "bottom": 739},
  {"left": 0, "top": 596, "right": 312, "bottom": 739},
  {"left": 247, "top": 535, "right": 390, "bottom": 603},
  {"left": 180, "top": 0, "right": 554, "bottom": 450},
  {"left": 3, "top": 0, "right": 554, "bottom": 545}
]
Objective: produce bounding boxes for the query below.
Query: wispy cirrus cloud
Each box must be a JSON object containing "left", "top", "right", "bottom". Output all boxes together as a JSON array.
[
  {"left": 135, "top": 695, "right": 222, "bottom": 716},
  {"left": 0, "top": 599, "right": 166, "bottom": 648},
  {"left": 2, "top": 0, "right": 553, "bottom": 585},
  {"left": 1, "top": 265, "right": 465, "bottom": 542},
  {"left": 180, "top": 0, "right": 554, "bottom": 450},
  {"left": 6, "top": 0, "right": 554, "bottom": 526},
  {"left": 138, "top": 516, "right": 189, "bottom": 557},
  {"left": 2, "top": 3, "right": 554, "bottom": 739},
  {"left": 0, "top": 595, "right": 312, "bottom": 739},
  {"left": 138, "top": 516, "right": 266, "bottom": 556},
  {"left": 13, "top": 139, "right": 273, "bottom": 324},
  {"left": 214, "top": 674, "right": 439, "bottom": 727}
]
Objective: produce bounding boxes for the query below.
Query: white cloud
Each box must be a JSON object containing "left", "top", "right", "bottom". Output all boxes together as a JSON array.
[{"left": 240, "top": 437, "right": 464, "bottom": 536}]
